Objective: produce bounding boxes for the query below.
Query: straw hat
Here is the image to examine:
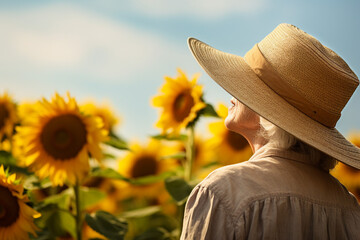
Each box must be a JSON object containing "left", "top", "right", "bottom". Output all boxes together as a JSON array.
[{"left": 188, "top": 23, "right": 360, "bottom": 169}]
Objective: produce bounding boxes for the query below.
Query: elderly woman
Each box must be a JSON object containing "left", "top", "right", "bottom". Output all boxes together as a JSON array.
[{"left": 181, "top": 23, "right": 360, "bottom": 239}]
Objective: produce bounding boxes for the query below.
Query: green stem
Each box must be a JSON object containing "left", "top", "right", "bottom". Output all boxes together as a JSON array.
[
  {"left": 180, "top": 126, "right": 195, "bottom": 237},
  {"left": 184, "top": 126, "right": 195, "bottom": 182},
  {"left": 74, "top": 180, "right": 82, "bottom": 240}
]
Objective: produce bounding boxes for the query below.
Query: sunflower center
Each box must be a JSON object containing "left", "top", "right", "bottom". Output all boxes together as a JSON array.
[
  {"left": 41, "top": 114, "right": 87, "bottom": 160},
  {"left": 0, "top": 103, "right": 9, "bottom": 131},
  {"left": 0, "top": 205, "right": 4, "bottom": 218},
  {"left": 226, "top": 130, "right": 249, "bottom": 151},
  {"left": 0, "top": 185, "right": 20, "bottom": 227},
  {"left": 172, "top": 91, "right": 195, "bottom": 122},
  {"left": 131, "top": 155, "right": 158, "bottom": 178}
]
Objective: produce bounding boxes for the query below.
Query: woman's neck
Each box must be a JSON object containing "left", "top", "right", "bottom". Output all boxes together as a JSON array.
[{"left": 236, "top": 126, "right": 267, "bottom": 153}]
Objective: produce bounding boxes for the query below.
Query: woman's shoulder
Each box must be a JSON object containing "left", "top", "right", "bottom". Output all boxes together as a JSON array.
[
  {"left": 201, "top": 161, "right": 258, "bottom": 184},
  {"left": 200, "top": 158, "right": 272, "bottom": 189},
  {"left": 197, "top": 160, "right": 270, "bottom": 206},
  {"left": 197, "top": 156, "right": 360, "bottom": 212}
]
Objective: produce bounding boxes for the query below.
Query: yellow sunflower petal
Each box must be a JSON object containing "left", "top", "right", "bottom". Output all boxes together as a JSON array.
[
  {"left": 0, "top": 165, "right": 39, "bottom": 239},
  {"left": 117, "top": 140, "right": 180, "bottom": 198},
  {"left": 14, "top": 93, "right": 106, "bottom": 186},
  {"left": 0, "top": 92, "right": 18, "bottom": 141},
  {"left": 152, "top": 69, "right": 206, "bottom": 134},
  {"left": 80, "top": 101, "right": 119, "bottom": 133}
]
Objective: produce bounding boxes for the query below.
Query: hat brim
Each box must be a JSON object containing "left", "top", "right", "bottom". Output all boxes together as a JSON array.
[{"left": 188, "top": 37, "right": 360, "bottom": 169}]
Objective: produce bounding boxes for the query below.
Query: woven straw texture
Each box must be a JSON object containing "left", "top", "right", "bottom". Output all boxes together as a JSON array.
[{"left": 188, "top": 23, "right": 360, "bottom": 169}]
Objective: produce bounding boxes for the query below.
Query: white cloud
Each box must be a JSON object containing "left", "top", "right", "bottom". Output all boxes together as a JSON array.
[
  {"left": 0, "top": 2, "right": 232, "bottom": 139},
  {"left": 130, "top": 0, "right": 265, "bottom": 19},
  {"left": 0, "top": 3, "right": 189, "bottom": 84}
]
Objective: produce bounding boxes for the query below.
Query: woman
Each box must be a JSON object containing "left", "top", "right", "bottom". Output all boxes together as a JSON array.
[{"left": 181, "top": 23, "right": 360, "bottom": 239}]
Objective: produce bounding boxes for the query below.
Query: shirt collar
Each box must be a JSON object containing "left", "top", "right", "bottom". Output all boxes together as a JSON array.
[{"left": 249, "top": 145, "right": 315, "bottom": 166}]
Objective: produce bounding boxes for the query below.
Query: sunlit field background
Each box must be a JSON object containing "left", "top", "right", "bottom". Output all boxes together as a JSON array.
[{"left": 1, "top": 1, "right": 360, "bottom": 239}]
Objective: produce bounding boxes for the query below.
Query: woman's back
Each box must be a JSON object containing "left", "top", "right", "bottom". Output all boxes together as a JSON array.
[{"left": 181, "top": 146, "right": 360, "bottom": 240}]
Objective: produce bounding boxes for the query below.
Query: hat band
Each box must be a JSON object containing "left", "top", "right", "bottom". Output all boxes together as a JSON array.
[{"left": 244, "top": 44, "right": 340, "bottom": 128}]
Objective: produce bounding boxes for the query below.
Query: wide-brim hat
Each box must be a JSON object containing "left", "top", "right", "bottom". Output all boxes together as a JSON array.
[{"left": 188, "top": 23, "right": 360, "bottom": 169}]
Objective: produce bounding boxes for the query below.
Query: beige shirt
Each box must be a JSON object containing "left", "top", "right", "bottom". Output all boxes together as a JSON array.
[{"left": 181, "top": 146, "right": 360, "bottom": 240}]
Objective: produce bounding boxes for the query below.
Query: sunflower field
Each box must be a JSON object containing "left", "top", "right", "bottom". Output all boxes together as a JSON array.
[{"left": 0, "top": 69, "right": 359, "bottom": 240}]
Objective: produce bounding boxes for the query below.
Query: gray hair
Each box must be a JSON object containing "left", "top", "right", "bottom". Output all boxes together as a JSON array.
[{"left": 259, "top": 117, "right": 337, "bottom": 171}]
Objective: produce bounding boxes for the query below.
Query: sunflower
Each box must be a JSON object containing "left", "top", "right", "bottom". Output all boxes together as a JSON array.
[
  {"left": 0, "top": 92, "right": 17, "bottom": 142},
  {"left": 208, "top": 103, "right": 253, "bottom": 166},
  {"left": 118, "top": 140, "right": 179, "bottom": 198},
  {"left": 152, "top": 68, "right": 206, "bottom": 134},
  {"left": 331, "top": 162, "right": 360, "bottom": 189},
  {"left": 15, "top": 93, "right": 107, "bottom": 186},
  {"left": 0, "top": 165, "right": 40, "bottom": 240},
  {"left": 331, "top": 132, "right": 360, "bottom": 189},
  {"left": 348, "top": 131, "right": 360, "bottom": 148},
  {"left": 80, "top": 101, "right": 119, "bottom": 133},
  {"left": 11, "top": 102, "right": 36, "bottom": 156},
  {"left": 11, "top": 102, "right": 36, "bottom": 157}
]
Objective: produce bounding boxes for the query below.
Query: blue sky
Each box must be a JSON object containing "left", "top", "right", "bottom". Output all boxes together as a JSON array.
[{"left": 1, "top": 0, "right": 360, "bottom": 140}]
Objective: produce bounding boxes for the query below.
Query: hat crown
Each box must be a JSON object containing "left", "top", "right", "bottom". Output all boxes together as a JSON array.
[{"left": 257, "top": 23, "right": 359, "bottom": 126}]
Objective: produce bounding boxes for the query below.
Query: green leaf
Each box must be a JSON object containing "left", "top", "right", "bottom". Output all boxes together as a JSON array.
[
  {"left": 38, "top": 189, "right": 72, "bottom": 210},
  {"left": 103, "top": 152, "right": 116, "bottom": 159},
  {"left": 91, "top": 167, "right": 130, "bottom": 182},
  {"left": 46, "top": 209, "right": 76, "bottom": 238},
  {"left": 151, "top": 134, "right": 187, "bottom": 141},
  {"left": 91, "top": 167, "right": 175, "bottom": 185},
  {"left": 30, "top": 229, "right": 56, "bottom": 240},
  {"left": 0, "top": 150, "right": 16, "bottom": 164},
  {"left": 109, "top": 131, "right": 126, "bottom": 141},
  {"left": 105, "top": 136, "right": 129, "bottom": 150},
  {"left": 130, "top": 171, "right": 175, "bottom": 185},
  {"left": 35, "top": 198, "right": 76, "bottom": 238},
  {"left": 201, "top": 103, "right": 219, "bottom": 118},
  {"left": 0, "top": 150, "right": 31, "bottom": 175},
  {"left": 85, "top": 211, "right": 128, "bottom": 240},
  {"left": 186, "top": 102, "right": 220, "bottom": 128},
  {"left": 164, "top": 176, "right": 193, "bottom": 204},
  {"left": 35, "top": 203, "right": 62, "bottom": 214},
  {"left": 120, "top": 206, "right": 161, "bottom": 219},
  {"left": 80, "top": 187, "right": 106, "bottom": 210},
  {"left": 23, "top": 175, "right": 52, "bottom": 190}
]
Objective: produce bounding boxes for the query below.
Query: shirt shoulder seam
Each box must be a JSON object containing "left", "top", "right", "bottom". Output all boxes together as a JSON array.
[{"left": 195, "top": 185, "right": 239, "bottom": 233}]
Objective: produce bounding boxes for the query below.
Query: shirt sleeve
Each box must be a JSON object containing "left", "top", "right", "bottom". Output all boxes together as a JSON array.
[{"left": 180, "top": 185, "right": 236, "bottom": 240}]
